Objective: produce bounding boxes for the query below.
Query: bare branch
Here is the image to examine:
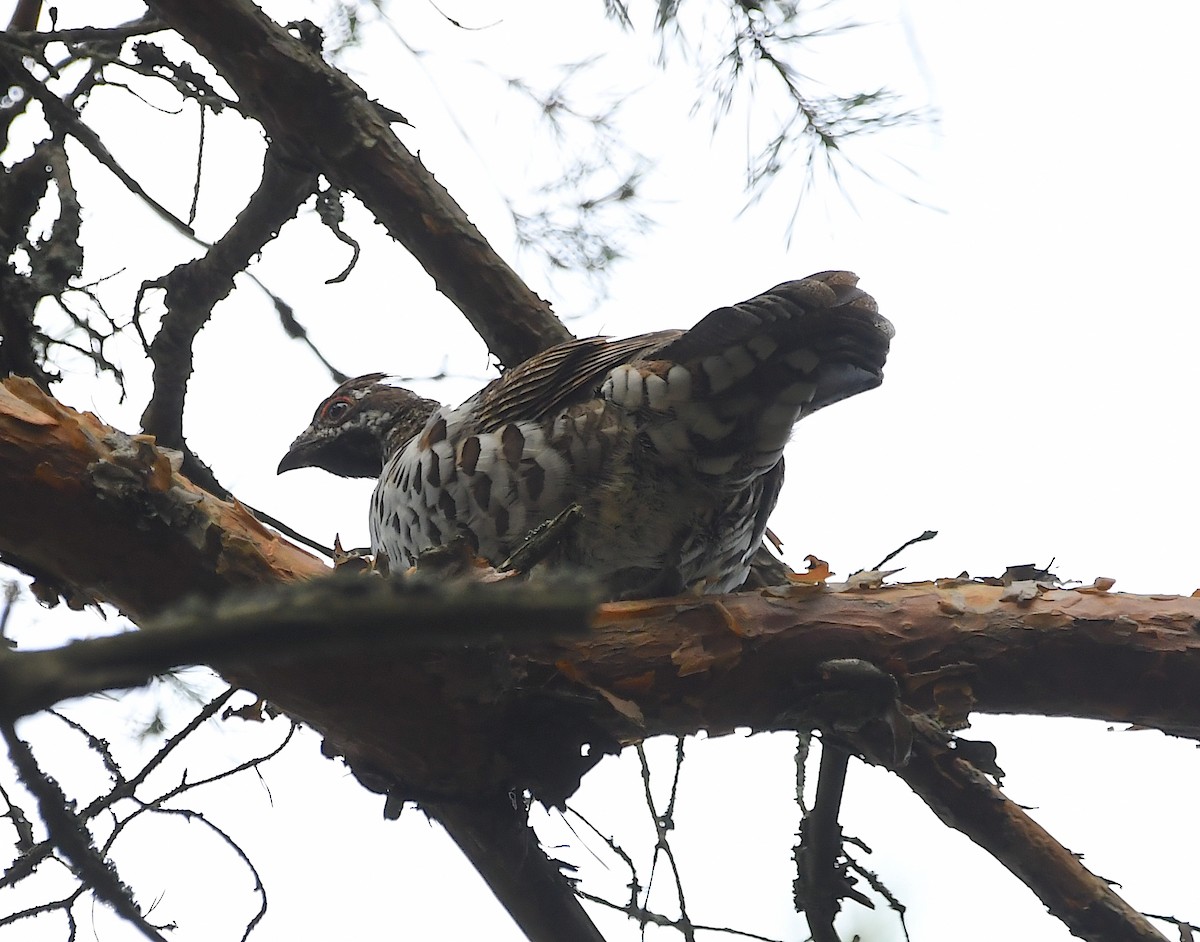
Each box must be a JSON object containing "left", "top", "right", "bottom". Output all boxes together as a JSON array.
[
  {"left": 0, "top": 376, "right": 326, "bottom": 618},
  {"left": 146, "top": 0, "right": 573, "bottom": 368},
  {"left": 268, "top": 292, "right": 349, "bottom": 385},
  {"left": 635, "top": 739, "right": 694, "bottom": 940},
  {"left": 3, "top": 689, "right": 298, "bottom": 939},
  {"left": 6, "top": 377, "right": 1200, "bottom": 738},
  {"left": 430, "top": 798, "right": 608, "bottom": 942},
  {"left": 2, "top": 722, "right": 170, "bottom": 941},
  {"left": 575, "top": 888, "right": 785, "bottom": 942},
  {"left": 137, "top": 146, "right": 320, "bottom": 468},
  {"left": 4, "top": 0, "right": 42, "bottom": 33},
  {"left": 0, "top": 575, "right": 596, "bottom": 722},
  {"left": 0, "top": 141, "right": 67, "bottom": 389},
  {"left": 896, "top": 713, "right": 1169, "bottom": 942},
  {"left": 0, "top": 45, "right": 197, "bottom": 239},
  {"left": 5, "top": 15, "right": 166, "bottom": 46},
  {"left": 1, "top": 689, "right": 233, "bottom": 890},
  {"left": 794, "top": 742, "right": 854, "bottom": 942}
]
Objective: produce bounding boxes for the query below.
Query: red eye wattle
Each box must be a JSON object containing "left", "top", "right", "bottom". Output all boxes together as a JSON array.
[{"left": 323, "top": 398, "right": 351, "bottom": 421}]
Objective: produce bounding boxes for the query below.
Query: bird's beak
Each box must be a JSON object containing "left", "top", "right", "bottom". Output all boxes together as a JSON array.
[{"left": 277, "top": 431, "right": 319, "bottom": 474}]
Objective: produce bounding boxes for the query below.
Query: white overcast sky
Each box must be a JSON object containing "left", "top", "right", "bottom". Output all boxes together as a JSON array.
[{"left": 3, "top": 2, "right": 1199, "bottom": 941}]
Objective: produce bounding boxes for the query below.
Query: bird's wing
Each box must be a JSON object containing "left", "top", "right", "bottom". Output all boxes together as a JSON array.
[{"left": 471, "top": 330, "right": 680, "bottom": 432}]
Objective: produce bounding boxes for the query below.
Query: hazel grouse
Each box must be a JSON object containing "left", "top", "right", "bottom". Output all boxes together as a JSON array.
[{"left": 278, "top": 271, "right": 892, "bottom": 597}]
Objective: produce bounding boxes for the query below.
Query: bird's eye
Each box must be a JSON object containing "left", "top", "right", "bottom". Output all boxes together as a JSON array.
[{"left": 323, "top": 398, "right": 352, "bottom": 422}]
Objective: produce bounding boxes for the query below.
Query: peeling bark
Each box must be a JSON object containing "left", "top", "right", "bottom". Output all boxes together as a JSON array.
[
  {"left": 6, "top": 374, "right": 1200, "bottom": 746},
  {"left": 0, "top": 376, "right": 324, "bottom": 617},
  {"left": 543, "top": 581, "right": 1200, "bottom": 742},
  {"left": 0, "top": 374, "right": 604, "bottom": 942}
]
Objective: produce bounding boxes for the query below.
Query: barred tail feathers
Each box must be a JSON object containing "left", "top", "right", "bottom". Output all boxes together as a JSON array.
[{"left": 603, "top": 271, "right": 892, "bottom": 479}]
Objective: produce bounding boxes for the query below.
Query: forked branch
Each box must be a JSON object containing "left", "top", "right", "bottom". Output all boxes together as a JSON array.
[{"left": 145, "top": 0, "right": 572, "bottom": 369}]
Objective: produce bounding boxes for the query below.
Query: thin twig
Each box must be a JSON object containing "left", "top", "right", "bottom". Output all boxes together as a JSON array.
[
  {"left": 575, "top": 889, "right": 784, "bottom": 942},
  {"left": 4, "top": 689, "right": 292, "bottom": 941},
  {"left": 0, "top": 46, "right": 197, "bottom": 239},
  {"left": 0, "top": 688, "right": 235, "bottom": 890},
  {"left": 127, "top": 806, "right": 268, "bottom": 942},
  {"left": 872, "top": 530, "right": 938, "bottom": 571},
  {"left": 5, "top": 16, "right": 166, "bottom": 46},
  {"left": 139, "top": 147, "right": 319, "bottom": 449},
  {"left": 1, "top": 721, "right": 169, "bottom": 941},
  {"left": 635, "top": 740, "right": 695, "bottom": 942}
]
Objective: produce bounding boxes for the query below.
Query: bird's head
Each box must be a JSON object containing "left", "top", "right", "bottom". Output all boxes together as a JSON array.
[{"left": 277, "top": 374, "right": 440, "bottom": 479}]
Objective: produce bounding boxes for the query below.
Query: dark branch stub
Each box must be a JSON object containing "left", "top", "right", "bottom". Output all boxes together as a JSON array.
[{"left": 315, "top": 184, "right": 362, "bottom": 284}]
